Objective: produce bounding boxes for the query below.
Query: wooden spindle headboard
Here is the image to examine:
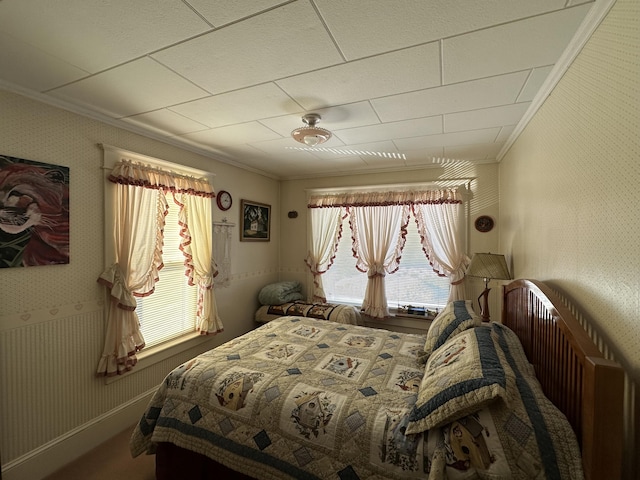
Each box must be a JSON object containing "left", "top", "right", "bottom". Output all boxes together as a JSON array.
[{"left": 502, "top": 279, "right": 624, "bottom": 480}]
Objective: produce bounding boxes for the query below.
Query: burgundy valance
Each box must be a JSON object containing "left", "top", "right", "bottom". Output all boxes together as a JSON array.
[
  {"left": 109, "top": 160, "right": 215, "bottom": 198},
  {"left": 307, "top": 189, "right": 462, "bottom": 208}
]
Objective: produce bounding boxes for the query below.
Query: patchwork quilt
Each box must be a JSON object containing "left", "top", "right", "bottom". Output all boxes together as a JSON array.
[
  {"left": 255, "top": 301, "right": 362, "bottom": 325},
  {"left": 130, "top": 317, "right": 583, "bottom": 480}
]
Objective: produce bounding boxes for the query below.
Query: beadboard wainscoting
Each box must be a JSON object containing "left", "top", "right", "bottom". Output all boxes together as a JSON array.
[{"left": 0, "top": 301, "right": 220, "bottom": 480}]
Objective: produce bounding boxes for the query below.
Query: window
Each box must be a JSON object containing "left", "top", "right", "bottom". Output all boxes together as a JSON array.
[
  {"left": 322, "top": 216, "right": 450, "bottom": 312},
  {"left": 98, "top": 144, "right": 219, "bottom": 377},
  {"left": 135, "top": 194, "right": 198, "bottom": 349}
]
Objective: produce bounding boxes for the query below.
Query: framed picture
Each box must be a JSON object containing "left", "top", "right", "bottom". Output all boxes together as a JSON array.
[
  {"left": 240, "top": 199, "right": 270, "bottom": 242},
  {"left": 0, "top": 154, "right": 70, "bottom": 267}
]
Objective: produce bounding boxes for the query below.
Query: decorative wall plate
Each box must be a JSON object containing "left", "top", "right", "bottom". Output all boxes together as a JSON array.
[{"left": 474, "top": 215, "right": 494, "bottom": 232}]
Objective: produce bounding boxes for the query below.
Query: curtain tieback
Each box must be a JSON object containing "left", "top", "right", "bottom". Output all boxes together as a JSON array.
[
  {"left": 304, "top": 255, "right": 321, "bottom": 275},
  {"left": 97, "top": 263, "right": 137, "bottom": 311},
  {"left": 367, "top": 265, "right": 386, "bottom": 278},
  {"left": 197, "top": 274, "right": 214, "bottom": 289}
]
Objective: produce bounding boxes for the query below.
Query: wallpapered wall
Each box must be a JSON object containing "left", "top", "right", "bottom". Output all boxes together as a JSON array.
[
  {"left": 500, "top": 1, "right": 638, "bottom": 475},
  {"left": 499, "top": 0, "right": 639, "bottom": 379},
  {"left": 0, "top": 89, "right": 280, "bottom": 470}
]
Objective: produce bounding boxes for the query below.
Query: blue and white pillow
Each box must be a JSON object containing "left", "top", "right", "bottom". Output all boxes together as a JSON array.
[
  {"left": 406, "top": 326, "right": 514, "bottom": 434},
  {"left": 418, "top": 300, "right": 481, "bottom": 364}
]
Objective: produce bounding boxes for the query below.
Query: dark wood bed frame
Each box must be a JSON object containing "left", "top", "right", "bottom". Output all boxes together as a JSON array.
[
  {"left": 502, "top": 279, "right": 624, "bottom": 480},
  {"left": 155, "top": 279, "right": 625, "bottom": 480}
]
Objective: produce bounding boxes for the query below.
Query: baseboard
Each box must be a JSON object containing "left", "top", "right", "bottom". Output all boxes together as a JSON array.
[{"left": 1, "top": 388, "right": 155, "bottom": 480}]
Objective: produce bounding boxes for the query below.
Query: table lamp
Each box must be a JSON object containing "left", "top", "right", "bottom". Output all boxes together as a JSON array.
[{"left": 465, "top": 253, "right": 512, "bottom": 322}]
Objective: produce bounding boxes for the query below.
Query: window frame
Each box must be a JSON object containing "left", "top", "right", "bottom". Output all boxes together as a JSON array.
[
  {"left": 306, "top": 181, "right": 470, "bottom": 319},
  {"left": 321, "top": 212, "right": 453, "bottom": 317},
  {"left": 101, "top": 144, "right": 214, "bottom": 381}
]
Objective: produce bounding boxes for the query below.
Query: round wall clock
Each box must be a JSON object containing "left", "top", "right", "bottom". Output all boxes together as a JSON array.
[
  {"left": 474, "top": 215, "right": 494, "bottom": 232},
  {"left": 216, "top": 190, "right": 232, "bottom": 211}
]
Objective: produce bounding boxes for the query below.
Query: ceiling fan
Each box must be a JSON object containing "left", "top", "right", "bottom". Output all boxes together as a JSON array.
[
  {"left": 288, "top": 113, "right": 407, "bottom": 160},
  {"left": 288, "top": 113, "right": 468, "bottom": 164},
  {"left": 290, "top": 113, "right": 332, "bottom": 147}
]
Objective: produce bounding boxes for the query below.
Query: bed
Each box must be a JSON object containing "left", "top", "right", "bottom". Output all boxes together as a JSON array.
[
  {"left": 130, "top": 279, "right": 624, "bottom": 479},
  {"left": 255, "top": 301, "right": 362, "bottom": 325}
]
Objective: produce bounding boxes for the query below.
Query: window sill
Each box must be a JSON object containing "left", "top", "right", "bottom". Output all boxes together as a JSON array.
[
  {"left": 363, "top": 313, "right": 433, "bottom": 334},
  {"left": 104, "top": 332, "right": 212, "bottom": 384},
  {"left": 393, "top": 312, "right": 437, "bottom": 320},
  {"left": 327, "top": 300, "right": 439, "bottom": 317}
]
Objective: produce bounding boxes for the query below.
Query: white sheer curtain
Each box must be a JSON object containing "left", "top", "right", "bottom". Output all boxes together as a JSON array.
[
  {"left": 304, "top": 206, "right": 345, "bottom": 302},
  {"left": 306, "top": 188, "right": 466, "bottom": 317},
  {"left": 97, "top": 181, "right": 164, "bottom": 376},
  {"left": 350, "top": 204, "right": 411, "bottom": 318},
  {"left": 175, "top": 192, "right": 223, "bottom": 334},
  {"left": 413, "top": 196, "right": 469, "bottom": 301},
  {"left": 97, "top": 160, "right": 217, "bottom": 376}
]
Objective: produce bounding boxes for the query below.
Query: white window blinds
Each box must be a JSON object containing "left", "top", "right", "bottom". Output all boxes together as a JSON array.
[{"left": 135, "top": 194, "right": 197, "bottom": 348}]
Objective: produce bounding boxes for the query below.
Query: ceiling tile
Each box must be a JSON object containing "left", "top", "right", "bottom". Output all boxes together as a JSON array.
[
  {"left": 403, "top": 147, "right": 446, "bottom": 165},
  {"left": 48, "top": 58, "right": 210, "bottom": 118},
  {"left": 169, "top": 83, "right": 302, "bottom": 128},
  {"left": 218, "top": 144, "right": 345, "bottom": 177},
  {"left": 228, "top": 153, "right": 323, "bottom": 178},
  {"left": 360, "top": 157, "right": 409, "bottom": 169},
  {"left": 0, "top": 32, "right": 88, "bottom": 92},
  {"left": 256, "top": 114, "right": 307, "bottom": 139},
  {"left": 187, "top": 0, "right": 290, "bottom": 27},
  {"left": 335, "top": 116, "right": 443, "bottom": 145},
  {"left": 152, "top": 1, "right": 344, "bottom": 95},
  {"left": 372, "top": 72, "right": 529, "bottom": 122},
  {"left": 339, "top": 141, "right": 409, "bottom": 168},
  {"left": 122, "top": 109, "right": 209, "bottom": 136},
  {"left": 277, "top": 43, "right": 441, "bottom": 110},
  {"left": 251, "top": 135, "right": 345, "bottom": 158},
  {"left": 518, "top": 66, "right": 555, "bottom": 102},
  {"left": 444, "top": 103, "right": 531, "bottom": 133},
  {"left": 0, "top": 0, "right": 211, "bottom": 73},
  {"left": 495, "top": 125, "right": 516, "bottom": 143},
  {"left": 445, "top": 142, "right": 505, "bottom": 161},
  {"left": 443, "top": 4, "right": 592, "bottom": 84},
  {"left": 306, "top": 155, "right": 372, "bottom": 173},
  {"left": 394, "top": 128, "right": 501, "bottom": 151},
  {"left": 311, "top": 103, "right": 382, "bottom": 129},
  {"left": 307, "top": 140, "right": 405, "bottom": 161},
  {"left": 315, "top": 0, "right": 568, "bottom": 60},
  {"left": 179, "top": 122, "right": 283, "bottom": 147},
  {"left": 209, "top": 145, "right": 274, "bottom": 168}
]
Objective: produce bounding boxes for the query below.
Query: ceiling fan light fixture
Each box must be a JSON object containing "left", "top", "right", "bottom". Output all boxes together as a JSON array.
[
  {"left": 292, "top": 113, "right": 332, "bottom": 147},
  {"left": 303, "top": 133, "right": 328, "bottom": 147}
]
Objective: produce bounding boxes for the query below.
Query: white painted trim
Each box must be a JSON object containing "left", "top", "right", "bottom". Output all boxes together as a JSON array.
[
  {"left": 104, "top": 332, "right": 213, "bottom": 384},
  {"left": 306, "top": 179, "right": 473, "bottom": 194},
  {"left": 99, "top": 143, "right": 213, "bottom": 176},
  {"left": 1, "top": 388, "right": 156, "bottom": 480},
  {"left": 497, "top": 0, "right": 617, "bottom": 161}
]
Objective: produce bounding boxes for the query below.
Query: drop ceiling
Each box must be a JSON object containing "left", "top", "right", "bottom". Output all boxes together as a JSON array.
[{"left": 0, "top": 0, "right": 596, "bottom": 179}]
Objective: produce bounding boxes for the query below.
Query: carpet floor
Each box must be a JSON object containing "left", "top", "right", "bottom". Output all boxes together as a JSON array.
[{"left": 43, "top": 425, "right": 155, "bottom": 480}]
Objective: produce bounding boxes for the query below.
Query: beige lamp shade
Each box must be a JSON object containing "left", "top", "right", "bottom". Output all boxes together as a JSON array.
[{"left": 466, "top": 253, "right": 511, "bottom": 281}]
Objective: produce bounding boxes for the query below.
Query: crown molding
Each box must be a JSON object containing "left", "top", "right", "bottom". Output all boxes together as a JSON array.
[{"left": 497, "top": 0, "right": 617, "bottom": 161}]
